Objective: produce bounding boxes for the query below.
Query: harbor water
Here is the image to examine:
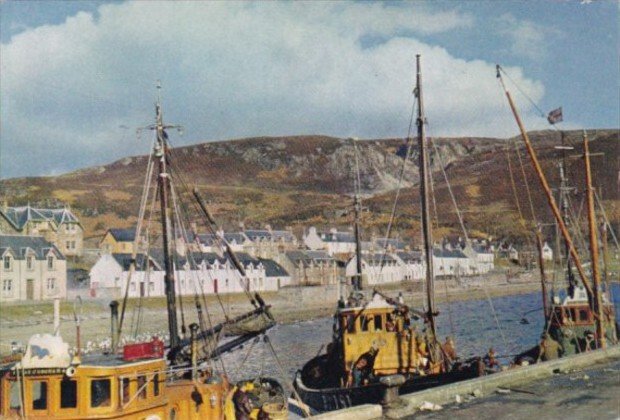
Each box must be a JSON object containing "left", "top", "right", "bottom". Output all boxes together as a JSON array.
[{"left": 222, "top": 284, "right": 620, "bottom": 383}]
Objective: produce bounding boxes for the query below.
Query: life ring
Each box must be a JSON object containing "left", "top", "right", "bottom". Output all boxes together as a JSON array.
[{"left": 65, "top": 366, "right": 76, "bottom": 377}]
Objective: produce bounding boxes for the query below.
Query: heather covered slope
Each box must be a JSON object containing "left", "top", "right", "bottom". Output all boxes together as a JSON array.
[{"left": 1, "top": 130, "right": 617, "bottom": 246}]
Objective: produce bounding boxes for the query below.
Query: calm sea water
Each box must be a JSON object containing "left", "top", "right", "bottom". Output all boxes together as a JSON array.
[{"left": 221, "top": 284, "right": 620, "bottom": 382}]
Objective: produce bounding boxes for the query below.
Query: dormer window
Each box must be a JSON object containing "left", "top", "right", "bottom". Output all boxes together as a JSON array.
[
  {"left": 3, "top": 255, "right": 11, "bottom": 270},
  {"left": 47, "top": 256, "right": 54, "bottom": 270}
]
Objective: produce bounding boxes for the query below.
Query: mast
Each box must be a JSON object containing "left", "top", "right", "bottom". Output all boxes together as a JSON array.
[
  {"left": 416, "top": 54, "right": 437, "bottom": 337},
  {"left": 583, "top": 132, "right": 605, "bottom": 348},
  {"left": 496, "top": 66, "right": 595, "bottom": 309},
  {"left": 154, "top": 93, "right": 180, "bottom": 350},
  {"left": 557, "top": 146, "right": 577, "bottom": 296},
  {"left": 352, "top": 138, "right": 363, "bottom": 291}
]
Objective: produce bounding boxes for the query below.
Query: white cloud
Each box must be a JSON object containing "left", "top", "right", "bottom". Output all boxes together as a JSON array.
[
  {"left": 1, "top": 2, "right": 546, "bottom": 178},
  {"left": 495, "top": 13, "right": 564, "bottom": 60}
]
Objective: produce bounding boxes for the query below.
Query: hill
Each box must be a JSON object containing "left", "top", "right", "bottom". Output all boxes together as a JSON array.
[{"left": 1, "top": 130, "right": 617, "bottom": 247}]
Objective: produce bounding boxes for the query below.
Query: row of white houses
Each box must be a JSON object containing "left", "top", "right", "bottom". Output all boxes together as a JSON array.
[
  {"left": 344, "top": 247, "right": 495, "bottom": 287},
  {"left": 89, "top": 252, "right": 291, "bottom": 299}
]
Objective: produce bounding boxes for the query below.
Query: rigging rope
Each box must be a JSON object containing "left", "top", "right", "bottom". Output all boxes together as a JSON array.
[
  {"left": 378, "top": 96, "right": 418, "bottom": 274},
  {"left": 118, "top": 135, "right": 156, "bottom": 345}
]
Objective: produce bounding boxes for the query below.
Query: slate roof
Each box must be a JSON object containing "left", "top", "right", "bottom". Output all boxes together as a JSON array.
[
  {"left": 107, "top": 228, "right": 136, "bottom": 242},
  {"left": 472, "top": 245, "right": 493, "bottom": 254},
  {"left": 285, "top": 250, "right": 334, "bottom": 267},
  {"left": 319, "top": 231, "right": 355, "bottom": 243},
  {"left": 432, "top": 248, "right": 468, "bottom": 259},
  {"left": 196, "top": 232, "right": 248, "bottom": 246},
  {"left": 0, "top": 235, "right": 66, "bottom": 260},
  {"left": 244, "top": 230, "right": 295, "bottom": 242},
  {"left": 362, "top": 253, "right": 397, "bottom": 265},
  {"left": 258, "top": 258, "right": 290, "bottom": 277},
  {"left": 397, "top": 251, "right": 423, "bottom": 263},
  {"left": 376, "top": 238, "right": 408, "bottom": 250},
  {"left": 111, "top": 253, "right": 159, "bottom": 271},
  {"left": 1, "top": 205, "right": 80, "bottom": 230}
]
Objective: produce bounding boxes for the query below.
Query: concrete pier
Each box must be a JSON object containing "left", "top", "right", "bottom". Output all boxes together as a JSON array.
[{"left": 309, "top": 345, "right": 620, "bottom": 419}]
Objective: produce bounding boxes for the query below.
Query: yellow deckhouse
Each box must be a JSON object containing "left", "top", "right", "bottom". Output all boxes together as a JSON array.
[
  {"left": 338, "top": 293, "right": 441, "bottom": 377},
  {"left": 1, "top": 334, "right": 228, "bottom": 419}
]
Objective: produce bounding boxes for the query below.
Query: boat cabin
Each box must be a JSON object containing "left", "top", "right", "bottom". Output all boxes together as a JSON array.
[
  {"left": 337, "top": 294, "right": 441, "bottom": 377},
  {"left": 549, "top": 287, "right": 617, "bottom": 355},
  {"left": 0, "top": 334, "right": 227, "bottom": 419}
]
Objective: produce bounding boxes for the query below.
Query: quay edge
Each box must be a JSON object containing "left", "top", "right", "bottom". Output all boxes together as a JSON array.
[{"left": 308, "top": 345, "right": 620, "bottom": 419}]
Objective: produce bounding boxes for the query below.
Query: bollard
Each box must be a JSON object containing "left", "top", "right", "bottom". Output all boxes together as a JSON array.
[{"left": 380, "top": 374, "right": 406, "bottom": 407}]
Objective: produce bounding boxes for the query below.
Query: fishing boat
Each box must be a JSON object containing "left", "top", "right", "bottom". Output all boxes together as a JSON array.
[
  {"left": 496, "top": 65, "right": 618, "bottom": 363},
  {"left": 293, "top": 55, "right": 483, "bottom": 413},
  {"left": 0, "top": 90, "right": 288, "bottom": 419}
]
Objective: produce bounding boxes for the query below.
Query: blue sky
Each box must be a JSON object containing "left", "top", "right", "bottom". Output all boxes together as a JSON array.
[{"left": 1, "top": 1, "right": 617, "bottom": 179}]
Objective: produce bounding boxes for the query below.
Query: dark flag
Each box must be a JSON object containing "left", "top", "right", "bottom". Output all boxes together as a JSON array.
[{"left": 547, "top": 107, "right": 563, "bottom": 124}]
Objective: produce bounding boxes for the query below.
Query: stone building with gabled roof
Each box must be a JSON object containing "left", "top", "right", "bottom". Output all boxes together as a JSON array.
[
  {"left": 281, "top": 249, "right": 339, "bottom": 286},
  {"left": 0, "top": 234, "right": 67, "bottom": 302},
  {"left": 0, "top": 204, "right": 83, "bottom": 257},
  {"left": 243, "top": 226, "right": 298, "bottom": 260}
]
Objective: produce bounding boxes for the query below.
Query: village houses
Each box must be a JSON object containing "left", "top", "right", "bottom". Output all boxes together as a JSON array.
[
  {"left": 99, "top": 228, "right": 141, "bottom": 254},
  {"left": 89, "top": 250, "right": 284, "bottom": 299},
  {"left": 0, "top": 235, "right": 67, "bottom": 302},
  {"left": 0, "top": 204, "right": 83, "bottom": 257}
]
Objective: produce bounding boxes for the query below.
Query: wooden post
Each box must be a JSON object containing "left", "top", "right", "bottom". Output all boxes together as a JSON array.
[{"left": 583, "top": 132, "right": 605, "bottom": 348}]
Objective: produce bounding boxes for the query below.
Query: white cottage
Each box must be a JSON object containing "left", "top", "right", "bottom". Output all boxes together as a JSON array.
[
  {"left": 345, "top": 253, "right": 403, "bottom": 286},
  {"left": 304, "top": 227, "right": 357, "bottom": 256}
]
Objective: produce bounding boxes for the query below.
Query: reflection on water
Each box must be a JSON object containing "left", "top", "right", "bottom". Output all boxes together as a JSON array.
[{"left": 222, "top": 284, "right": 620, "bottom": 383}]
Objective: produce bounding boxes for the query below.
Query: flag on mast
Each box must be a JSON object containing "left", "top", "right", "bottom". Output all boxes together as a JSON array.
[{"left": 547, "top": 107, "right": 563, "bottom": 124}]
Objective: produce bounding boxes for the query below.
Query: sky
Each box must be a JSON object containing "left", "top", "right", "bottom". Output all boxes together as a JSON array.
[{"left": 1, "top": 1, "right": 618, "bottom": 179}]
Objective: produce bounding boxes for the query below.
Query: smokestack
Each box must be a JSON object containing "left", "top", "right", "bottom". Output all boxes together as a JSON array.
[{"left": 110, "top": 301, "right": 119, "bottom": 351}]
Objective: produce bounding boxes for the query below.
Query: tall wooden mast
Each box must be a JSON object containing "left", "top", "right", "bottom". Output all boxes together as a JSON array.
[
  {"left": 154, "top": 92, "right": 180, "bottom": 350},
  {"left": 352, "top": 138, "right": 363, "bottom": 291},
  {"left": 416, "top": 55, "right": 437, "bottom": 337},
  {"left": 583, "top": 132, "right": 605, "bottom": 348},
  {"left": 496, "top": 66, "right": 595, "bottom": 309}
]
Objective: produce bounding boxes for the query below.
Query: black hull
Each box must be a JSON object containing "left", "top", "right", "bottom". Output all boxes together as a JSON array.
[{"left": 293, "top": 355, "right": 481, "bottom": 413}]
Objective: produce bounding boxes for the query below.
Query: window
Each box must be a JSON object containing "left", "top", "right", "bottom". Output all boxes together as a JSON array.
[
  {"left": 130, "top": 283, "right": 136, "bottom": 292},
  {"left": 121, "top": 377, "right": 130, "bottom": 404},
  {"left": 3, "top": 256, "right": 11, "bottom": 270},
  {"left": 2, "top": 279, "right": 12, "bottom": 292},
  {"left": 9, "top": 381, "right": 21, "bottom": 411},
  {"left": 26, "top": 256, "right": 33, "bottom": 270},
  {"left": 46, "top": 279, "right": 56, "bottom": 290},
  {"left": 346, "top": 315, "right": 356, "bottom": 333},
  {"left": 32, "top": 381, "right": 48, "bottom": 410},
  {"left": 71, "top": 241, "right": 76, "bottom": 249},
  {"left": 60, "top": 380, "right": 77, "bottom": 408},
  {"left": 153, "top": 373, "right": 160, "bottom": 396},
  {"left": 47, "top": 256, "right": 54, "bottom": 270},
  {"left": 578, "top": 309, "right": 590, "bottom": 322},
  {"left": 90, "top": 379, "right": 111, "bottom": 407},
  {"left": 66, "top": 241, "right": 71, "bottom": 250},
  {"left": 137, "top": 375, "right": 146, "bottom": 399},
  {"left": 149, "top": 282, "right": 154, "bottom": 292},
  {"left": 374, "top": 315, "right": 383, "bottom": 331}
]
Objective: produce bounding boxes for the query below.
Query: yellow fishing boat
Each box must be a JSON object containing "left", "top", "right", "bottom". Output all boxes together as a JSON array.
[{"left": 1, "top": 89, "right": 287, "bottom": 419}]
